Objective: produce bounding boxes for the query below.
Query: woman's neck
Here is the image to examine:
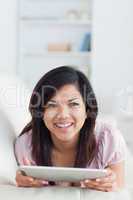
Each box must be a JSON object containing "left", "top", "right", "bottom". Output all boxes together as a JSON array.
[
  {"left": 51, "top": 134, "right": 79, "bottom": 154},
  {"left": 51, "top": 136, "right": 78, "bottom": 167}
]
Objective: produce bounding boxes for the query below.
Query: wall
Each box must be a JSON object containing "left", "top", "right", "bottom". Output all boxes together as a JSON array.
[
  {"left": 91, "top": 0, "right": 133, "bottom": 115},
  {"left": 0, "top": 0, "right": 17, "bottom": 74},
  {"left": 0, "top": 0, "right": 133, "bottom": 115}
]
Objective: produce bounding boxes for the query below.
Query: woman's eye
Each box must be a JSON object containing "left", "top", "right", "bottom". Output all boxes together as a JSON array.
[
  {"left": 46, "top": 103, "right": 57, "bottom": 108},
  {"left": 69, "top": 102, "right": 79, "bottom": 107}
]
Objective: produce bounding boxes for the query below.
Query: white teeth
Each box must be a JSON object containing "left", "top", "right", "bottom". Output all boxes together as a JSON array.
[{"left": 55, "top": 123, "right": 72, "bottom": 128}]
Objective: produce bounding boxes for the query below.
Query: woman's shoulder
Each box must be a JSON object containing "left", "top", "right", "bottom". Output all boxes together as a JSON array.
[
  {"left": 95, "top": 117, "right": 121, "bottom": 140},
  {"left": 14, "top": 130, "right": 33, "bottom": 165},
  {"left": 16, "top": 130, "right": 32, "bottom": 143},
  {"left": 15, "top": 129, "right": 32, "bottom": 147},
  {"left": 93, "top": 117, "right": 126, "bottom": 168}
]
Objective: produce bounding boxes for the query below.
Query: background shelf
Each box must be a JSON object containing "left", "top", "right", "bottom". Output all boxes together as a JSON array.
[
  {"left": 18, "top": 0, "right": 92, "bottom": 89},
  {"left": 23, "top": 52, "right": 91, "bottom": 58},
  {"left": 20, "top": 18, "right": 92, "bottom": 26}
]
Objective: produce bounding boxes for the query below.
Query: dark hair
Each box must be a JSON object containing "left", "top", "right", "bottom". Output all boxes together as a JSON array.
[{"left": 20, "top": 66, "right": 98, "bottom": 167}]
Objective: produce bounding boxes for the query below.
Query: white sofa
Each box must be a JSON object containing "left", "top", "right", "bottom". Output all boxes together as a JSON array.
[{"left": 0, "top": 75, "right": 133, "bottom": 200}]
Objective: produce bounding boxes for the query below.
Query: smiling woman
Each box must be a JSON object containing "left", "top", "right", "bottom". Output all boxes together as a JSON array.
[{"left": 14, "top": 66, "right": 126, "bottom": 191}]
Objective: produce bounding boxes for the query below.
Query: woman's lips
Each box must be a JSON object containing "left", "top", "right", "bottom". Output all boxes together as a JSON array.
[{"left": 54, "top": 122, "right": 73, "bottom": 129}]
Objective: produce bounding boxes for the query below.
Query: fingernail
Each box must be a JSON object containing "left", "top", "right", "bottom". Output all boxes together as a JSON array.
[
  {"left": 23, "top": 157, "right": 31, "bottom": 165},
  {"left": 80, "top": 182, "right": 85, "bottom": 188},
  {"left": 42, "top": 181, "right": 49, "bottom": 185},
  {"left": 81, "top": 184, "right": 86, "bottom": 188},
  {"left": 85, "top": 180, "right": 90, "bottom": 183}
]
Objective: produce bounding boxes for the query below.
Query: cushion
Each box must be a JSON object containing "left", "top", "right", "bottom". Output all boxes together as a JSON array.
[
  {"left": 0, "top": 109, "right": 17, "bottom": 185},
  {"left": 125, "top": 149, "right": 133, "bottom": 188},
  {"left": 0, "top": 185, "right": 131, "bottom": 200},
  {"left": 0, "top": 186, "right": 81, "bottom": 200},
  {"left": 0, "top": 74, "right": 31, "bottom": 136}
]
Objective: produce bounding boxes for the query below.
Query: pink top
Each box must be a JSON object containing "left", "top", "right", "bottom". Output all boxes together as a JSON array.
[{"left": 14, "top": 120, "right": 126, "bottom": 169}]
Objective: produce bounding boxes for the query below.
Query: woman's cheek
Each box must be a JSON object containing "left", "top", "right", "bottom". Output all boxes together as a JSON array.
[
  {"left": 43, "top": 111, "right": 56, "bottom": 130},
  {"left": 72, "top": 108, "right": 86, "bottom": 119},
  {"left": 44, "top": 110, "right": 57, "bottom": 120}
]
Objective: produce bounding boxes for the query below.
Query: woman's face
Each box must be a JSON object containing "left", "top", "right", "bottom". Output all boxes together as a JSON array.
[{"left": 43, "top": 84, "right": 87, "bottom": 142}]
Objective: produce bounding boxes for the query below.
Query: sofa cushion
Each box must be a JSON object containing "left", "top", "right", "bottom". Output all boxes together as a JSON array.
[
  {"left": 0, "top": 74, "right": 31, "bottom": 136},
  {"left": 80, "top": 187, "right": 132, "bottom": 200},
  {"left": 0, "top": 185, "right": 132, "bottom": 200},
  {"left": 125, "top": 149, "right": 133, "bottom": 188},
  {"left": 0, "top": 109, "right": 17, "bottom": 185},
  {"left": 0, "top": 185, "right": 80, "bottom": 200}
]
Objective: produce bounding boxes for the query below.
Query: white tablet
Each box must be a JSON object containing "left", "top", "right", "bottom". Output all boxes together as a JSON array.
[{"left": 18, "top": 166, "right": 107, "bottom": 182}]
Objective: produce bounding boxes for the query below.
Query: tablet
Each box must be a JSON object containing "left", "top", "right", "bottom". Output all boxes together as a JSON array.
[{"left": 18, "top": 166, "right": 107, "bottom": 182}]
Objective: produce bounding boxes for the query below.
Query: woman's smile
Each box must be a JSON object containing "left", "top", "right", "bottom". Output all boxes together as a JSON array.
[
  {"left": 54, "top": 122, "right": 73, "bottom": 129},
  {"left": 53, "top": 122, "right": 74, "bottom": 135}
]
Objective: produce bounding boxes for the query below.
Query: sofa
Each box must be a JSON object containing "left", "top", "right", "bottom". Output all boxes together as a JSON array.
[{"left": 0, "top": 74, "right": 133, "bottom": 200}]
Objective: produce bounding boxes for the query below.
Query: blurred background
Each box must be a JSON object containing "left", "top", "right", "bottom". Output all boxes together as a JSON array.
[{"left": 0, "top": 0, "right": 133, "bottom": 152}]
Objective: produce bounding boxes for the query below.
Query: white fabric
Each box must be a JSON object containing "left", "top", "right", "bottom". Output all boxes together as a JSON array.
[
  {"left": 0, "top": 185, "right": 132, "bottom": 200},
  {"left": 0, "top": 186, "right": 80, "bottom": 200},
  {"left": 0, "top": 110, "right": 17, "bottom": 185},
  {"left": 0, "top": 74, "right": 31, "bottom": 135},
  {"left": 125, "top": 149, "right": 133, "bottom": 188}
]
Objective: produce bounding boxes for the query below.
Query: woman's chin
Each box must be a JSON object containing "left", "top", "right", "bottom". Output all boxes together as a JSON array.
[{"left": 55, "top": 133, "right": 75, "bottom": 142}]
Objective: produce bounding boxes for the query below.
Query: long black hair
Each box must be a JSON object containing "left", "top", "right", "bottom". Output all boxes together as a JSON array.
[{"left": 20, "top": 66, "right": 98, "bottom": 167}]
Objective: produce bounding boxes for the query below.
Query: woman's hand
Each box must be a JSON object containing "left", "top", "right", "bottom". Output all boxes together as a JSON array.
[
  {"left": 16, "top": 157, "right": 49, "bottom": 187},
  {"left": 16, "top": 170, "right": 49, "bottom": 187},
  {"left": 80, "top": 168, "right": 117, "bottom": 192}
]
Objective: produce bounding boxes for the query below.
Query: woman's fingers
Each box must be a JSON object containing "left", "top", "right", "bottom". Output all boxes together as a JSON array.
[
  {"left": 84, "top": 179, "right": 116, "bottom": 188},
  {"left": 96, "top": 174, "right": 116, "bottom": 184},
  {"left": 27, "top": 179, "right": 48, "bottom": 187},
  {"left": 17, "top": 158, "right": 48, "bottom": 187},
  {"left": 80, "top": 169, "right": 117, "bottom": 192},
  {"left": 81, "top": 179, "right": 117, "bottom": 191},
  {"left": 97, "top": 169, "right": 116, "bottom": 184},
  {"left": 23, "top": 157, "right": 31, "bottom": 165},
  {"left": 16, "top": 170, "right": 34, "bottom": 187},
  {"left": 16, "top": 170, "right": 48, "bottom": 187},
  {"left": 22, "top": 157, "right": 35, "bottom": 165}
]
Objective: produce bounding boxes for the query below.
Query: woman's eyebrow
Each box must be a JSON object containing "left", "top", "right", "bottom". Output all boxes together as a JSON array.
[
  {"left": 47, "top": 100, "right": 57, "bottom": 103},
  {"left": 48, "top": 98, "right": 79, "bottom": 103},
  {"left": 68, "top": 98, "right": 79, "bottom": 102}
]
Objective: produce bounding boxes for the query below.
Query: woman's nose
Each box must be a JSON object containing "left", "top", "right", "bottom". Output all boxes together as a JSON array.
[{"left": 56, "top": 106, "right": 70, "bottom": 119}]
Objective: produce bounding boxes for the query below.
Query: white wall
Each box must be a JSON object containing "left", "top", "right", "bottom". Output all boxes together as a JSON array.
[
  {"left": 0, "top": 0, "right": 17, "bottom": 74},
  {"left": 91, "top": 0, "right": 133, "bottom": 114},
  {"left": 0, "top": 0, "right": 133, "bottom": 115}
]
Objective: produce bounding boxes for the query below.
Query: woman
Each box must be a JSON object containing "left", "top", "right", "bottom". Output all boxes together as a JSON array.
[{"left": 14, "top": 66, "right": 126, "bottom": 191}]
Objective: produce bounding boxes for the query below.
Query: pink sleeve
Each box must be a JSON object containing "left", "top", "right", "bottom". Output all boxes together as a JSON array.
[
  {"left": 14, "top": 132, "right": 35, "bottom": 165},
  {"left": 97, "top": 122, "right": 126, "bottom": 168}
]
